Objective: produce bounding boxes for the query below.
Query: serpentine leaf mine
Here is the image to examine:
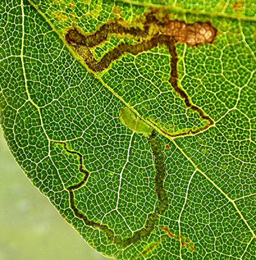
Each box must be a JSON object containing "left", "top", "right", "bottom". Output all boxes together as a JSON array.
[
  {"left": 54, "top": 129, "right": 168, "bottom": 249},
  {"left": 1, "top": 0, "right": 256, "bottom": 259},
  {"left": 59, "top": 8, "right": 217, "bottom": 252},
  {"left": 65, "top": 10, "right": 216, "bottom": 137}
]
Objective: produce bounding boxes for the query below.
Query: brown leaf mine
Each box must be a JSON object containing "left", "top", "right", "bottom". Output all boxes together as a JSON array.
[
  {"left": 166, "top": 21, "right": 217, "bottom": 46},
  {"left": 65, "top": 10, "right": 216, "bottom": 137}
]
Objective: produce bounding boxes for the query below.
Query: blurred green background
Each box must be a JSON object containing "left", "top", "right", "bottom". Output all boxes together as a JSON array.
[{"left": 0, "top": 129, "right": 107, "bottom": 260}]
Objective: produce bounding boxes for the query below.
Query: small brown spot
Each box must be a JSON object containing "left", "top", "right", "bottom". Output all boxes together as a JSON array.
[
  {"left": 113, "top": 7, "right": 122, "bottom": 15},
  {"left": 55, "top": 11, "right": 68, "bottom": 22},
  {"left": 69, "top": 3, "right": 75, "bottom": 10},
  {"left": 181, "top": 241, "right": 188, "bottom": 246},
  {"left": 165, "top": 144, "right": 170, "bottom": 150}
]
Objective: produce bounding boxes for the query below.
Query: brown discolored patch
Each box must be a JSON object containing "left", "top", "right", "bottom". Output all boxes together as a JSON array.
[
  {"left": 166, "top": 21, "right": 217, "bottom": 46},
  {"left": 233, "top": 0, "right": 245, "bottom": 13}
]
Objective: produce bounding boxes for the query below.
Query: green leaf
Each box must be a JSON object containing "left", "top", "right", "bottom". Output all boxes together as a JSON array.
[{"left": 1, "top": 0, "right": 256, "bottom": 259}]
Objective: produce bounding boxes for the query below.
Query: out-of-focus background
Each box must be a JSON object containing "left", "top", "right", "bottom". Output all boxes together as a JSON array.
[{"left": 0, "top": 130, "right": 107, "bottom": 260}]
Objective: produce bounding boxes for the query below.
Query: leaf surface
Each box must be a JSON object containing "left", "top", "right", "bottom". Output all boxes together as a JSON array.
[{"left": 1, "top": 0, "right": 256, "bottom": 259}]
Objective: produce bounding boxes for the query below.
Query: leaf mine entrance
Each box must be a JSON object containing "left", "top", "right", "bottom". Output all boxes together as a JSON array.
[{"left": 119, "top": 107, "right": 153, "bottom": 137}]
